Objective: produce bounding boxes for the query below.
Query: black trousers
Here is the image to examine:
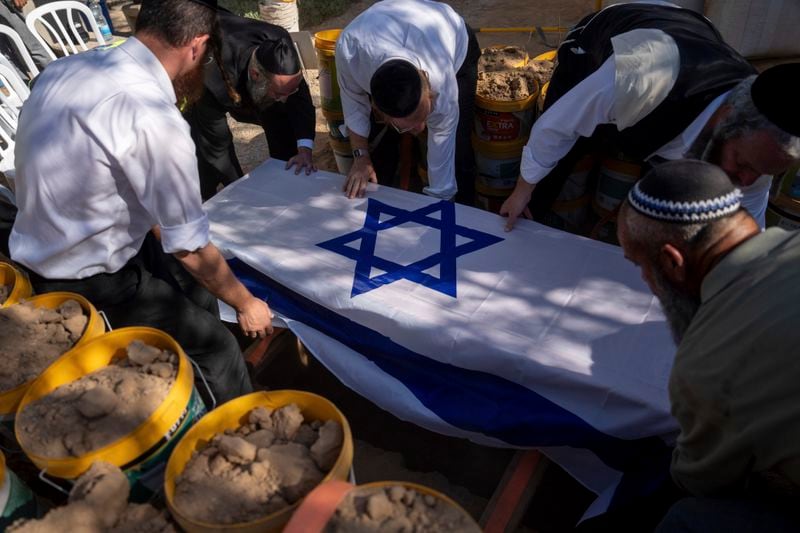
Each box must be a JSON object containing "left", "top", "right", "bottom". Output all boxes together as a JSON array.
[
  {"left": 24, "top": 235, "right": 252, "bottom": 406},
  {"left": 187, "top": 91, "right": 299, "bottom": 201},
  {"left": 370, "top": 27, "right": 481, "bottom": 205}
]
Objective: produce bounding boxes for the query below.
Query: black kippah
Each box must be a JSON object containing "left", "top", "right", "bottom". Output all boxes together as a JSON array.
[
  {"left": 186, "top": 0, "right": 218, "bottom": 9},
  {"left": 627, "top": 160, "right": 742, "bottom": 223},
  {"left": 751, "top": 63, "right": 800, "bottom": 138},
  {"left": 370, "top": 59, "right": 421, "bottom": 118},
  {"left": 255, "top": 38, "right": 301, "bottom": 75}
]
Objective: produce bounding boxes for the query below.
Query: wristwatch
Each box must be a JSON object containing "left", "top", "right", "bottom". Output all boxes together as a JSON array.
[{"left": 352, "top": 148, "right": 368, "bottom": 159}]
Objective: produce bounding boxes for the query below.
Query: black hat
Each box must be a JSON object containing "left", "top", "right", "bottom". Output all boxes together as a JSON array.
[
  {"left": 255, "top": 37, "right": 301, "bottom": 75},
  {"left": 186, "top": 0, "right": 218, "bottom": 9},
  {"left": 751, "top": 63, "right": 800, "bottom": 138},
  {"left": 370, "top": 59, "right": 421, "bottom": 118},
  {"left": 627, "top": 160, "right": 742, "bottom": 223}
]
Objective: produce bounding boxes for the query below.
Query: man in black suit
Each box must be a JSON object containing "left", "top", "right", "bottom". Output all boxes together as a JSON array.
[{"left": 186, "top": 9, "right": 317, "bottom": 200}]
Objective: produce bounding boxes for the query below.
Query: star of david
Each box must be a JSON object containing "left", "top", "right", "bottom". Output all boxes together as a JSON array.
[{"left": 317, "top": 199, "right": 504, "bottom": 298}]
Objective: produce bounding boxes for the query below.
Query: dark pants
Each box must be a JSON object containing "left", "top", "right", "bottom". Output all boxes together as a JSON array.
[
  {"left": 369, "top": 27, "right": 481, "bottom": 205},
  {"left": 0, "top": 0, "right": 52, "bottom": 79},
  {"left": 187, "top": 90, "right": 299, "bottom": 200},
  {"left": 656, "top": 497, "right": 800, "bottom": 533},
  {"left": 24, "top": 234, "right": 252, "bottom": 406}
]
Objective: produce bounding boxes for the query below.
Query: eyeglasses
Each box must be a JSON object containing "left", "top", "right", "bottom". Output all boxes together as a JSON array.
[{"left": 390, "top": 122, "right": 416, "bottom": 134}]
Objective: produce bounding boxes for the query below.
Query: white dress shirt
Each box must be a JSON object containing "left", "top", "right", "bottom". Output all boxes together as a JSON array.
[
  {"left": 10, "top": 38, "right": 210, "bottom": 279},
  {"left": 520, "top": 26, "right": 770, "bottom": 227},
  {"left": 336, "top": 0, "right": 468, "bottom": 199}
]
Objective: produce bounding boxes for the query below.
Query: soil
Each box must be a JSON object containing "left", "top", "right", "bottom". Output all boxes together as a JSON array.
[
  {"left": 8, "top": 462, "right": 175, "bottom": 533},
  {"left": 16, "top": 340, "right": 177, "bottom": 458},
  {"left": 477, "top": 68, "right": 540, "bottom": 101},
  {"left": 173, "top": 404, "right": 344, "bottom": 525},
  {"left": 0, "top": 284, "right": 9, "bottom": 304},
  {"left": 479, "top": 46, "right": 528, "bottom": 72},
  {"left": 325, "top": 485, "right": 481, "bottom": 533},
  {"left": 0, "top": 299, "right": 87, "bottom": 392}
]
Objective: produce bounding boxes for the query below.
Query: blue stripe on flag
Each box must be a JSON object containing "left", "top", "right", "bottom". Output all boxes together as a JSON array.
[{"left": 229, "top": 257, "right": 672, "bottom": 488}]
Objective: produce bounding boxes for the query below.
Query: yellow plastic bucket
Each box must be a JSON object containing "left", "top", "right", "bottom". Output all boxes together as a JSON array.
[
  {"left": 538, "top": 80, "right": 549, "bottom": 115},
  {"left": 594, "top": 156, "right": 642, "bottom": 215},
  {"left": 315, "top": 30, "right": 343, "bottom": 119},
  {"left": 284, "top": 480, "right": 480, "bottom": 533},
  {"left": 328, "top": 135, "right": 353, "bottom": 176},
  {"left": 547, "top": 154, "right": 596, "bottom": 233},
  {"left": 165, "top": 390, "right": 354, "bottom": 533},
  {"left": 15, "top": 327, "right": 204, "bottom": 500},
  {"left": 0, "top": 262, "right": 32, "bottom": 309},
  {"left": 0, "top": 292, "right": 105, "bottom": 420},
  {"left": 326, "top": 112, "right": 348, "bottom": 141},
  {"left": 0, "top": 451, "right": 37, "bottom": 528},
  {"left": 472, "top": 135, "right": 527, "bottom": 191},
  {"left": 475, "top": 180, "right": 512, "bottom": 214}
]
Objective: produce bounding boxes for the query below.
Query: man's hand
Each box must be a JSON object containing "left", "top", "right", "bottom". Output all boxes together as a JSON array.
[
  {"left": 499, "top": 179, "right": 536, "bottom": 232},
  {"left": 236, "top": 296, "right": 274, "bottom": 339},
  {"left": 13, "top": 0, "right": 28, "bottom": 10},
  {"left": 344, "top": 156, "right": 377, "bottom": 199},
  {"left": 285, "top": 147, "right": 317, "bottom": 176}
]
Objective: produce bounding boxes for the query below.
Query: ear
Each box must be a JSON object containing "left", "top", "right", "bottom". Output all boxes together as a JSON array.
[
  {"left": 658, "top": 243, "right": 687, "bottom": 284},
  {"left": 190, "top": 34, "right": 210, "bottom": 62}
]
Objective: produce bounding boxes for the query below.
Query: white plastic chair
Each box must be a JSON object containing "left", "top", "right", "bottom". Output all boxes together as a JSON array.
[
  {"left": 0, "top": 24, "right": 40, "bottom": 79},
  {"left": 25, "top": 1, "right": 106, "bottom": 61},
  {"left": 0, "top": 63, "right": 30, "bottom": 184}
]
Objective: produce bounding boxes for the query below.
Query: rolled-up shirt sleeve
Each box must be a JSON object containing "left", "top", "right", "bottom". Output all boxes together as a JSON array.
[
  {"left": 115, "top": 97, "right": 210, "bottom": 253},
  {"left": 520, "top": 56, "right": 617, "bottom": 184}
]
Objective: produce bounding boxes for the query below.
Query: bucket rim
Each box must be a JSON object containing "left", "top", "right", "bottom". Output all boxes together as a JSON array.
[{"left": 314, "top": 29, "right": 342, "bottom": 51}]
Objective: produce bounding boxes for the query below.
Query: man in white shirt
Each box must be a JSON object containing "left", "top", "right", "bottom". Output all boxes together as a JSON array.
[
  {"left": 336, "top": 0, "right": 481, "bottom": 204},
  {"left": 9, "top": 0, "right": 272, "bottom": 404},
  {"left": 500, "top": 2, "right": 800, "bottom": 231}
]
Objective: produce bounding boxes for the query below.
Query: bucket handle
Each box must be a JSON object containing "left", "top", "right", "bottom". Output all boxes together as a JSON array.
[
  {"left": 38, "top": 469, "right": 71, "bottom": 495},
  {"left": 188, "top": 357, "right": 216, "bottom": 411},
  {"left": 98, "top": 310, "right": 113, "bottom": 332}
]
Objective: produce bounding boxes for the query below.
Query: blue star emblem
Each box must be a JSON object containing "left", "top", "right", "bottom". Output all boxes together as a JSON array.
[{"left": 317, "top": 199, "right": 504, "bottom": 298}]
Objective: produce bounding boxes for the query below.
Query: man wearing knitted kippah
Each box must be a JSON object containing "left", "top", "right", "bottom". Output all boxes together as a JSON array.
[
  {"left": 185, "top": 8, "right": 317, "bottom": 200},
  {"left": 336, "top": 0, "right": 481, "bottom": 204},
  {"left": 618, "top": 160, "right": 800, "bottom": 532},
  {"left": 501, "top": 1, "right": 800, "bottom": 232}
]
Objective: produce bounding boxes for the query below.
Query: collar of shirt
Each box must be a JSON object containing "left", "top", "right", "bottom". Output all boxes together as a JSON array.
[
  {"left": 651, "top": 90, "right": 730, "bottom": 161},
  {"left": 700, "top": 227, "right": 795, "bottom": 302},
  {"left": 118, "top": 37, "right": 177, "bottom": 104}
]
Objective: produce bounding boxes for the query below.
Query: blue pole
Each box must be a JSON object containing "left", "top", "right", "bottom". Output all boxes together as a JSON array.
[{"left": 99, "top": 0, "right": 115, "bottom": 34}]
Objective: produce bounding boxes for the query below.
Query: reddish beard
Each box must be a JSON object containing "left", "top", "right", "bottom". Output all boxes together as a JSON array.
[{"left": 173, "top": 64, "right": 206, "bottom": 107}]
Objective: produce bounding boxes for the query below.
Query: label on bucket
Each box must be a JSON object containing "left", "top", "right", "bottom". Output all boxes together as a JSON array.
[
  {"left": 475, "top": 108, "right": 533, "bottom": 142},
  {"left": 318, "top": 61, "right": 342, "bottom": 113},
  {"left": 123, "top": 387, "right": 206, "bottom": 502},
  {"left": 477, "top": 172, "right": 517, "bottom": 190},
  {"left": 475, "top": 153, "right": 522, "bottom": 181}
]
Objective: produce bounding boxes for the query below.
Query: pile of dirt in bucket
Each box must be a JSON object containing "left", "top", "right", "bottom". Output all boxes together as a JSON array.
[
  {"left": 326, "top": 485, "right": 480, "bottom": 533},
  {"left": 0, "top": 284, "right": 10, "bottom": 305},
  {"left": 9, "top": 462, "right": 174, "bottom": 533},
  {"left": 0, "top": 299, "right": 87, "bottom": 392},
  {"left": 524, "top": 59, "right": 555, "bottom": 87},
  {"left": 173, "top": 404, "right": 344, "bottom": 525},
  {"left": 478, "top": 46, "right": 528, "bottom": 72},
  {"left": 477, "top": 68, "right": 540, "bottom": 101},
  {"left": 16, "top": 340, "right": 177, "bottom": 457}
]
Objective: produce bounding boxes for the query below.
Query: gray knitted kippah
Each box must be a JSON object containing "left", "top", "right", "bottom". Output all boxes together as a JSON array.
[{"left": 627, "top": 160, "right": 742, "bottom": 223}]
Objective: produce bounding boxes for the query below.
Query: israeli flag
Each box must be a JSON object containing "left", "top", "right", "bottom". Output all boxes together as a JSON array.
[{"left": 206, "top": 160, "right": 678, "bottom": 519}]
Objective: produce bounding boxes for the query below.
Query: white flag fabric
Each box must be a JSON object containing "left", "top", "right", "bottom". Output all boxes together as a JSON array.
[{"left": 205, "top": 160, "right": 678, "bottom": 517}]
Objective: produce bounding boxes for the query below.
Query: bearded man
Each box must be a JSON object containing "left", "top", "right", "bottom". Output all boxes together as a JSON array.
[
  {"left": 185, "top": 8, "right": 316, "bottom": 200},
  {"left": 617, "top": 160, "right": 800, "bottom": 532},
  {"left": 9, "top": 0, "right": 273, "bottom": 404}
]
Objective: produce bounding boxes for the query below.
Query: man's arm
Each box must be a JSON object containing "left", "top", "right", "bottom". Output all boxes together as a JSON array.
[
  {"left": 285, "top": 78, "right": 317, "bottom": 175},
  {"left": 175, "top": 243, "right": 273, "bottom": 338},
  {"left": 500, "top": 56, "right": 617, "bottom": 230}
]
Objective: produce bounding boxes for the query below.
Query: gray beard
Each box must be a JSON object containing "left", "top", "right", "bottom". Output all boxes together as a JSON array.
[
  {"left": 651, "top": 269, "right": 701, "bottom": 345},
  {"left": 247, "top": 78, "right": 276, "bottom": 110}
]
